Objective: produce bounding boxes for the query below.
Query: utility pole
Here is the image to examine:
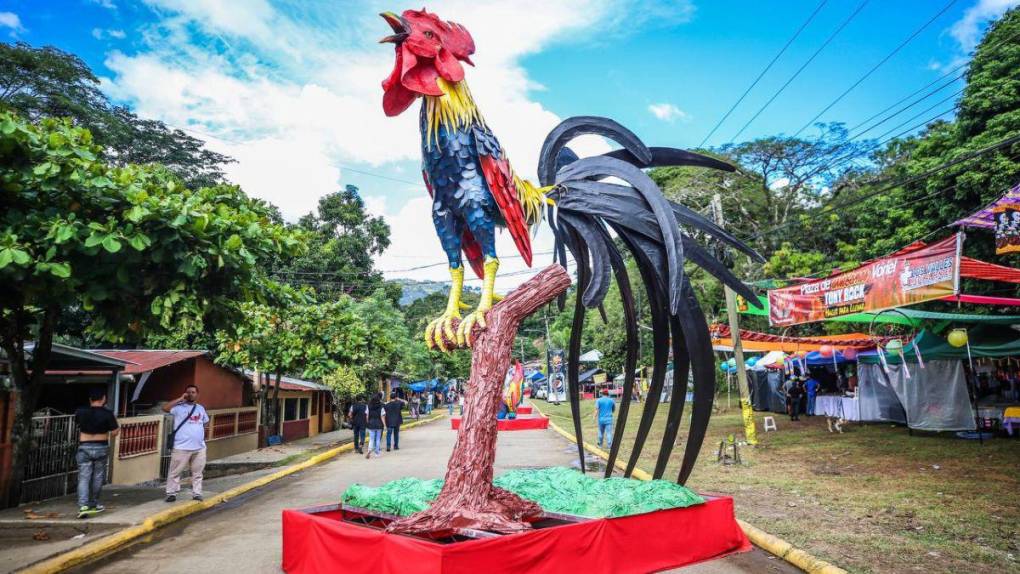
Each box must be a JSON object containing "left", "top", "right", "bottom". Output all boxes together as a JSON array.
[{"left": 712, "top": 193, "right": 758, "bottom": 445}]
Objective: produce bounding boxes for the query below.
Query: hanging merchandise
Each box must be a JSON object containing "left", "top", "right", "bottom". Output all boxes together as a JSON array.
[
  {"left": 954, "top": 183, "right": 1020, "bottom": 255},
  {"left": 913, "top": 343, "right": 926, "bottom": 369},
  {"left": 886, "top": 339, "right": 910, "bottom": 379},
  {"left": 948, "top": 328, "right": 969, "bottom": 348},
  {"left": 877, "top": 343, "right": 892, "bottom": 375}
]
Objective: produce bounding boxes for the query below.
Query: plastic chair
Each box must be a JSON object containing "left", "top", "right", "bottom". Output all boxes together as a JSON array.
[{"left": 763, "top": 416, "right": 777, "bottom": 432}]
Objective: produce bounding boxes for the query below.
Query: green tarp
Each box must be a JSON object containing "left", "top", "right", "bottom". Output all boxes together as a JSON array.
[
  {"left": 734, "top": 295, "right": 1020, "bottom": 326},
  {"left": 341, "top": 467, "right": 704, "bottom": 519},
  {"left": 858, "top": 326, "right": 1020, "bottom": 364}
]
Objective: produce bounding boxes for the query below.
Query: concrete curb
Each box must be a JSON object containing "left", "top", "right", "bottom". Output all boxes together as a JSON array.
[
  {"left": 531, "top": 402, "right": 848, "bottom": 574},
  {"left": 19, "top": 413, "right": 446, "bottom": 574}
]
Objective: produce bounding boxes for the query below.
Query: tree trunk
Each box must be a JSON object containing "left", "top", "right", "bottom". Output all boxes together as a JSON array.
[
  {"left": 3, "top": 306, "right": 59, "bottom": 508},
  {"left": 270, "top": 372, "right": 282, "bottom": 435},
  {"left": 388, "top": 265, "right": 571, "bottom": 535}
]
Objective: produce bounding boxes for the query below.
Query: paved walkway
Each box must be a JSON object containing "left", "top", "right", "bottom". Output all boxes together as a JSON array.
[
  {"left": 0, "top": 465, "right": 284, "bottom": 573},
  {"left": 10, "top": 417, "right": 795, "bottom": 573},
  {"left": 211, "top": 427, "right": 354, "bottom": 465}
]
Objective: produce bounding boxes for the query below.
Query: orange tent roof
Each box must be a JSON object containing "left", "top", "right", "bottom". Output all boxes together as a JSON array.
[{"left": 710, "top": 325, "right": 890, "bottom": 353}]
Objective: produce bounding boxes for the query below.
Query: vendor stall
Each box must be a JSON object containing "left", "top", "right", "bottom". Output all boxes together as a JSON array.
[
  {"left": 854, "top": 328, "right": 1020, "bottom": 432},
  {"left": 814, "top": 395, "right": 861, "bottom": 421}
]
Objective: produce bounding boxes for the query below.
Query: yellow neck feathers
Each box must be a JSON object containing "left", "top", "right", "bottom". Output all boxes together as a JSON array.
[{"left": 424, "top": 78, "right": 484, "bottom": 149}]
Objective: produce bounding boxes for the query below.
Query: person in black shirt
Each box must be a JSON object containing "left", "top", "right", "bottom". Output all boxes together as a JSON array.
[
  {"left": 365, "top": 393, "right": 385, "bottom": 459},
  {"left": 74, "top": 387, "right": 119, "bottom": 519},
  {"left": 786, "top": 378, "right": 805, "bottom": 422},
  {"left": 384, "top": 392, "right": 406, "bottom": 452},
  {"left": 348, "top": 396, "right": 368, "bottom": 454}
]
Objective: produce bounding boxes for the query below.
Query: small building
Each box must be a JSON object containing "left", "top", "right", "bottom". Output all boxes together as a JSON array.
[
  {"left": 0, "top": 344, "right": 128, "bottom": 507},
  {"left": 91, "top": 350, "right": 260, "bottom": 486},
  {"left": 264, "top": 375, "right": 335, "bottom": 443}
]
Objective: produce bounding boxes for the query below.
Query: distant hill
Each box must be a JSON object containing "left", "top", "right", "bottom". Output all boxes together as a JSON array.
[{"left": 389, "top": 279, "right": 481, "bottom": 306}]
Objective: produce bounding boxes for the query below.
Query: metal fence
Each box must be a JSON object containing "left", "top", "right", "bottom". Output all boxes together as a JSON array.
[
  {"left": 21, "top": 414, "right": 99, "bottom": 504},
  {"left": 118, "top": 419, "right": 160, "bottom": 458}
]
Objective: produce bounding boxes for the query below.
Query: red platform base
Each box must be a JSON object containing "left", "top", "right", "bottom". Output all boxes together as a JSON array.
[
  {"left": 515, "top": 405, "right": 533, "bottom": 415},
  {"left": 450, "top": 415, "right": 548, "bottom": 431},
  {"left": 282, "top": 496, "right": 750, "bottom": 574}
]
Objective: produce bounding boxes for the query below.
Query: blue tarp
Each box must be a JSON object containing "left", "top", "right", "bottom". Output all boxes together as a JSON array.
[
  {"left": 406, "top": 378, "right": 443, "bottom": 392},
  {"left": 528, "top": 372, "right": 546, "bottom": 382},
  {"left": 805, "top": 350, "right": 850, "bottom": 366}
]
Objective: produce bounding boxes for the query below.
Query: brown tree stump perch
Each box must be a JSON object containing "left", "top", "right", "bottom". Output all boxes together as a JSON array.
[{"left": 387, "top": 265, "right": 572, "bottom": 535}]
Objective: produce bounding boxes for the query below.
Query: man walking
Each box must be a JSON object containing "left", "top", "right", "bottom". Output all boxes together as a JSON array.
[
  {"left": 163, "top": 384, "right": 209, "bottom": 502},
  {"left": 785, "top": 377, "right": 804, "bottom": 422},
  {"left": 410, "top": 393, "right": 420, "bottom": 420},
  {"left": 349, "top": 395, "right": 368, "bottom": 454},
  {"left": 74, "top": 387, "right": 119, "bottom": 519},
  {"left": 384, "top": 392, "right": 405, "bottom": 451},
  {"left": 805, "top": 376, "right": 820, "bottom": 416},
  {"left": 594, "top": 389, "right": 615, "bottom": 449},
  {"left": 425, "top": 390, "right": 434, "bottom": 414}
]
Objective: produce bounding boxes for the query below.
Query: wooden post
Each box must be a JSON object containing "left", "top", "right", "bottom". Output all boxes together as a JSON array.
[
  {"left": 388, "top": 265, "right": 572, "bottom": 535},
  {"left": 712, "top": 194, "right": 758, "bottom": 446}
]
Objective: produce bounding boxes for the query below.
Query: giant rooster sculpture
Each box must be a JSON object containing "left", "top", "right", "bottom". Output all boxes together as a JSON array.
[{"left": 379, "top": 8, "right": 764, "bottom": 534}]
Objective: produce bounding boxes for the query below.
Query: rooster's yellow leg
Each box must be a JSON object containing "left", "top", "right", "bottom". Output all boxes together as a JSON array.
[
  {"left": 425, "top": 266, "right": 464, "bottom": 351},
  {"left": 457, "top": 257, "right": 498, "bottom": 347}
]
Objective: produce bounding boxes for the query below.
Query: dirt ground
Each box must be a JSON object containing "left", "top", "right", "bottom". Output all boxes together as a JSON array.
[{"left": 541, "top": 399, "right": 1020, "bottom": 574}]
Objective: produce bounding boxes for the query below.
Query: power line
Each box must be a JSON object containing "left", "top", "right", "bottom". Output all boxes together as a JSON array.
[
  {"left": 698, "top": 0, "right": 829, "bottom": 148},
  {"left": 846, "top": 69, "right": 965, "bottom": 134},
  {"left": 729, "top": 0, "right": 871, "bottom": 143},
  {"left": 791, "top": 0, "right": 960, "bottom": 138},
  {"left": 381, "top": 251, "right": 555, "bottom": 274},
  {"left": 847, "top": 77, "right": 964, "bottom": 141},
  {"left": 791, "top": 101, "right": 959, "bottom": 186},
  {"left": 337, "top": 165, "right": 426, "bottom": 188}
]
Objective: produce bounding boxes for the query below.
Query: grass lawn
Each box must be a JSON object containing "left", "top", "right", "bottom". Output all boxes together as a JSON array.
[{"left": 537, "top": 398, "right": 1020, "bottom": 574}]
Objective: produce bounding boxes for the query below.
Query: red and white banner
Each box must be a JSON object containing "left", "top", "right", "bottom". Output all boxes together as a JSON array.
[{"left": 768, "top": 234, "right": 962, "bottom": 327}]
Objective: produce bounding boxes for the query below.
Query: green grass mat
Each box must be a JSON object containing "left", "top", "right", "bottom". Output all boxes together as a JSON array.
[{"left": 341, "top": 466, "right": 704, "bottom": 518}]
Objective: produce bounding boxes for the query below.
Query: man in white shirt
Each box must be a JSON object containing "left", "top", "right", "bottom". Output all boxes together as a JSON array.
[{"left": 162, "top": 384, "right": 210, "bottom": 502}]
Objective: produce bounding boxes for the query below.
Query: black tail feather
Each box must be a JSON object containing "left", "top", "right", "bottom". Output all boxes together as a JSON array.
[
  {"left": 654, "top": 317, "right": 689, "bottom": 478},
  {"left": 675, "top": 284, "right": 716, "bottom": 485},
  {"left": 603, "top": 146, "right": 736, "bottom": 173},
  {"left": 538, "top": 116, "right": 763, "bottom": 485},
  {"left": 597, "top": 224, "right": 639, "bottom": 478},
  {"left": 562, "top": 224, "right": 589, "bottom": 473},
  {"left": 538, "top": 116, "right": 651, "bottom": 186}
]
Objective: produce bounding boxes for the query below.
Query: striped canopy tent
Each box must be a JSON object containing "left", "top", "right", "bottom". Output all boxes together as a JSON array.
[{"left": 711, "top": 324, "right": 897, "bottom": 353}]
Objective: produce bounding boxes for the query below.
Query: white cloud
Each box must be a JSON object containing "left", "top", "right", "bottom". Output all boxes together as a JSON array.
[
  {"left": 100, "top": 1, "right": 685, "bottom": 286},
  {"left": 950, "top": 0, "right": 1019, "bottom": 52},
  {"left": 90, "top": 0, "right": 118, "bottom": 9},
  {"left": 0, "top": 12, "right": 23, "bottom": 32},
  {"left": 648, "top": 102, "right": 690, "bottom": 123},
  {"left": 92, "top": 28, "right": 126, "bottom": 40}
]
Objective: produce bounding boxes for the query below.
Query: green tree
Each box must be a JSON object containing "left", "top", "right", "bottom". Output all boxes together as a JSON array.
[
  {"left": 0, "top": 112, "right": 301, "bottom": 505},
  {"left": 402, "top": 290, "right": 474, "bottom": 379},
  {"left": 0, "top": 42, "right": 232, "bottom": 188},
  {"left": 277, "top": 185, "right": 391, "bottom": 300},
  {"left": 215, "top": 298, "right": 371, "bottom": 434},
  {"left": 321, "top": 365, "right": 367, "bottom": 427}
]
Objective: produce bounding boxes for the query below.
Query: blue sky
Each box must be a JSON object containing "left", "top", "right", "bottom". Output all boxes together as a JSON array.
[{"left": 2, "top": 0, "right": 1016, "bottom": 288}]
